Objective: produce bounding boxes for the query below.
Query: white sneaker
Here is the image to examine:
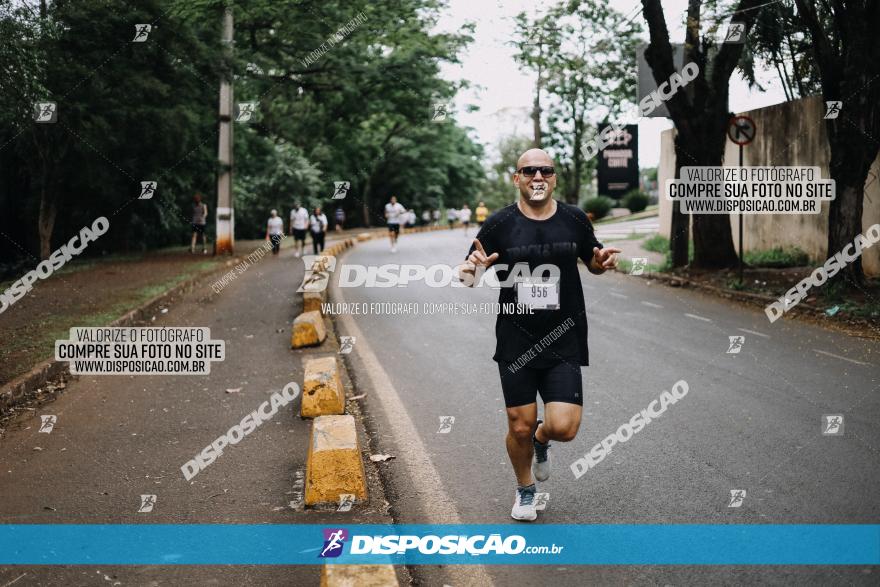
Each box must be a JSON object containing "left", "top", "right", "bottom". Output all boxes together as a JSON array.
[
  {"left": 391, "top": 245, "right": 397, "bottom": 253},
  {"left": 511, "top": 485, "right": 537, "bottom": 521}
]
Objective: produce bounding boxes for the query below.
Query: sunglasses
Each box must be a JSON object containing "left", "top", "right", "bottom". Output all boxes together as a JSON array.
[{"left": 517, "top": 166, "right": 555, "bottom": 177}]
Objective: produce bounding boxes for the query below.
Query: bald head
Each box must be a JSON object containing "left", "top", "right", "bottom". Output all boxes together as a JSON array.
[{"left": 517, "top": 148, "right": 554, "bottom": 169}]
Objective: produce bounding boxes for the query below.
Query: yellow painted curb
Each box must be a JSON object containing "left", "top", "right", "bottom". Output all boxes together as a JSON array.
[
  {"left": 292, "top": 310, "right": 327, "bottom": 348},
  {"left": 301, "top": 356, "right": 345, "bottom": 418},
  {"left": 303, "top": 289, "right": 326, "bottom": 313},
  {"left": 306, "top": 414, "right": 368, "bottom": 505},
  {"left": 357, "top": 232, "right": 371, "bottom": 242},
  {"left": 321, "top": 564, "right": 398, "bottom": 587}
]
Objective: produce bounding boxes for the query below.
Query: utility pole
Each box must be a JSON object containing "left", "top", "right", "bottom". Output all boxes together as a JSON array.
[{"left": 215, "top": 5, "right": 234, "bottom": 255}]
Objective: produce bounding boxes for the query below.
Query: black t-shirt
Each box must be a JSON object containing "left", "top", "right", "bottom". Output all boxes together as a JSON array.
[{"left": 466, "top": 200, "right": 603, "bottom": 368}]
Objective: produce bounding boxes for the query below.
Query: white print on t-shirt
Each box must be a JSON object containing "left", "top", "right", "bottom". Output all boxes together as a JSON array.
[
  {"left": 385, "top": 202, "right": 406, "bottom": 224},
  {"left": 267, "top": 216, "right": 284, "bottom": 235},
  {"left": 290, "top": 207, "right": 309, "bottom": 230}
]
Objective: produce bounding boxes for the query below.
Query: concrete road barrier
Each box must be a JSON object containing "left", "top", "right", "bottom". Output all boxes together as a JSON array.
[
  {"left": 303, "top": 289, "right": 326, "bottom": 313},
  {"left": 357, "top": 233, "right": 371, "bottom": 242},
  {"left": 301, "top": 356, "right": 345, "bottom": 418},
  {"left": 306, "top": 414, "right": 367, "bottom": 505},
  {"left": 321, "top": 564, "right": 398, "bottom": 587},
  {"left": 292, "top": 310, "right": 327, "bottom": 348}
]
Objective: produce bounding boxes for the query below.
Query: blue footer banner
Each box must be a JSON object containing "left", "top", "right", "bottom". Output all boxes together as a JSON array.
[{"left": 0, "top": 524, "right": 877, "bottom": 565}]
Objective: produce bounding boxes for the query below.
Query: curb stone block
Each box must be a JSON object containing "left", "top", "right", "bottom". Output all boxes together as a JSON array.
[
  {"left": 301, "top": 356, "right": 345, "bottom": 418},
  {"left": 292, "top": 311, "right": 327, "bottom": 348},
  {"left": 306, "top": 414, "right": 367, "bottom": 504},
  {"left": 321, "top": 564, "right": 398, "bottom": 587}
]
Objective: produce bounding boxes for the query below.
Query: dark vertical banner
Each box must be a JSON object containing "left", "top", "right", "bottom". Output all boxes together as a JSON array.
[{"left": 597, "top": 124, "right": 639, "bottom": 200}]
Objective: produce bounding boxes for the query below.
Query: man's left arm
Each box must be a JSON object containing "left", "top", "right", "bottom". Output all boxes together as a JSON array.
[{"left": 579, "top": 217, "right": 620, "bottom": 274}]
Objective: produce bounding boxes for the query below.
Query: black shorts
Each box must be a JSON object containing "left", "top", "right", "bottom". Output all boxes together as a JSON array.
[
  {"left": 191, "top": 223, "right": 206, "bottom": 234},
  {"left": 292, "top": 228, "right": 306, "bottom": 241},
  {"left": 497, "top": 360, "right": 583, "bottom": 408},
  {"left": 387, "top": 223, "right": 400, "bottom": 234}
]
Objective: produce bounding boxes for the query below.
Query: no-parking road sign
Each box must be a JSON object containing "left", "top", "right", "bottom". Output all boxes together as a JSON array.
[{"left": 728, "top": 115, "right": 756, "bottom": 145}]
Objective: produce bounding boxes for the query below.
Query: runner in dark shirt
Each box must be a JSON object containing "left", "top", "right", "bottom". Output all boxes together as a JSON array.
[{"left": 459, "top": 148, "right": 620, "bottom": 521}]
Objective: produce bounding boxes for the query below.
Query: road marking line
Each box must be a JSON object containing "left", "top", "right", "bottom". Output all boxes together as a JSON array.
[
  {"left": 684, "top": 313, "right": 712, "bottom": 322},
  {"left": 738, "top": 328, "right": 770, "bottom": 338},
  {"left": 641, "top": 301, "right": 663, "bottom": 309},
  {"left": 608, "top": 292, "right": 628, "bottom": 299},
  {"left": 813, "top": 349, "right": 870, "bottom": 366}
]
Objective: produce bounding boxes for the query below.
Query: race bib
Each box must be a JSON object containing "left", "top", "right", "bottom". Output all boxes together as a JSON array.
[{"left": 516, "top": 278, "right": 559, "bottom": 310}]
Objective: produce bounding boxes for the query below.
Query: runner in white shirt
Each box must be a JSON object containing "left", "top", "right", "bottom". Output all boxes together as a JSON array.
[
  {"left": 384, "top": 195, "right": 406, "bottom": 253},
  {"left": 459, "top": 204, "right": 472, "bottom": 236},
  {"left": 289, "top": 203, "right": 309, "bottom": 258},
  {"left": 265, "top": 210, "right": 284, "bottom": 255}
]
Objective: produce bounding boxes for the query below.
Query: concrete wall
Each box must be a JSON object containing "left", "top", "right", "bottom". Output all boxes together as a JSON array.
[{"left": 658, "top": 95, "right": 880, "bottom": 276}]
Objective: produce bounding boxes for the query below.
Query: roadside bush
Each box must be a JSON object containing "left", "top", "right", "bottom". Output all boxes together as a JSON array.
[
  {"left": 583, "top": 196, "right": 615, "bottom": 220},
  {"left": 621, "top": 190, "right": 649, "bottom": 213},
  {"left": 744, "top": 247, "right": 810, "bottom": 268}
]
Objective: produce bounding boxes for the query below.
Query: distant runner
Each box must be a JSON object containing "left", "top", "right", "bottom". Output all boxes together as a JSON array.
[
  {"left": 190, "top": 193, "right": 208, "bottom": 254},
  {"left": 290, "top": 202, "right": 309, "bottom": 258},
  {"left": 266, "top": 209, "right": 284, "bottom": 255},
  {"left": 459, "top": 148, "right": 620, "bottom": 522},
  {"left": 475, "top": 201, "right": 489, "bottom": 227},
  {"left": 309, "top": 206, "right": 328, "bottom": 254},
  {"left": 460, "top": 203, "right": 472, "bottom": 235},
  {"left": 446, "top": 206, "right": 458, "bottom": 229},
  {"left": 384, "top": 195, "right": 406, "bottom": 253}
]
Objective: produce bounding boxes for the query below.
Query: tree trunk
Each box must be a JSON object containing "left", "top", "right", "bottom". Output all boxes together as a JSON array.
[
  {"left": 686, "top": 116, "right": 740, "bottom": 269},
  {"left": 38, "top": 184, "right": 57, "bottom": 259}
]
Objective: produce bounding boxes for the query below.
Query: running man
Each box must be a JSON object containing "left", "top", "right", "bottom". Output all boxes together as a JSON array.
[
  {"left": 266, "top": 209, "right": 284, "bottom": 254},
  {"left": 309, "top": 206, "right": 328, "bottom": 254},
  {"left": 290, "top": 202, "right": 309, "bottom": 258},
  {"left": 460, "top": 203, "right": 472, "bottom": 235},
  {"left": 190, "top": 193, "right": 208, "bottom": 254},
  {"left": 446, "top": 206, "right": 458, "bottom": 229},
  {"left": 475, "top": 201, "right": 489, "bottom": 227},
  {"left": 459, "top": 148, "right": 620, "bottom": 522},
  {"left": 384, "top": 195, "right": 406, "bottom": 253}
]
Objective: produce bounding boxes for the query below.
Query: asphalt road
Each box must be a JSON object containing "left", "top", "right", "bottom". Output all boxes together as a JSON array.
[{"left": 332, "top": 226, "right": 879, "bottom": 586}]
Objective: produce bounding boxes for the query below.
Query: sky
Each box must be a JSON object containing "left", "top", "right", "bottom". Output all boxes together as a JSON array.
[{"left": 435, "top": 0, "right": 788, "bottom": 169}]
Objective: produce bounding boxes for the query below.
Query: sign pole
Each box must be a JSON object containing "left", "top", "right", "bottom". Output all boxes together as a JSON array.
[
  {"left": 738, "top": 143, "right": 744, "bottom": 287},
  {"left": 727, "top": 114, "right": 756, "bottom": 288}
]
